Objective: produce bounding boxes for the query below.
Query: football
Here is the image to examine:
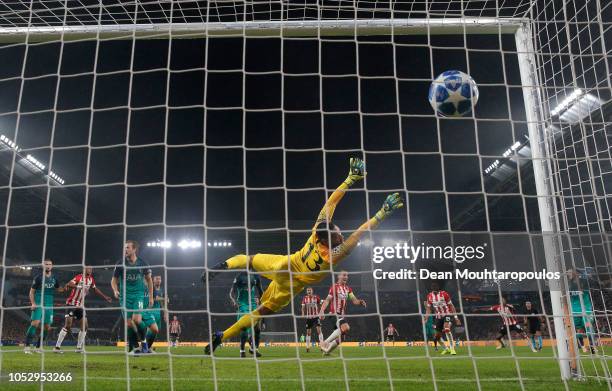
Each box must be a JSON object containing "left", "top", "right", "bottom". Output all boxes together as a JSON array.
[{"left": 428, "top": 70, "right": 479, "bottom": 117}]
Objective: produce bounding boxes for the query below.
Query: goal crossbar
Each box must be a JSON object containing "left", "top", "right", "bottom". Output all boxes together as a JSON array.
[{"left": 0, "top": 17, "right": 526, "bottom": 42}]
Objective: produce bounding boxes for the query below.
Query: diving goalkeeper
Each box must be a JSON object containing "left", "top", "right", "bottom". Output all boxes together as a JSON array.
[{"left": 204, "top": 157, "right": 404, "bottom": 354}]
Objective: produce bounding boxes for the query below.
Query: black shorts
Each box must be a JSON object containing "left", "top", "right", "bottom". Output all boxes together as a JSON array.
[
  {"left": 528, "top": 322, "right": 541, "bottom": 334},
  {"left": 434, "top": 316, "right": 452, "bottom": 332},
  {"left": 305, "top": 318, "right": 320, "bottom": 330},
  {"left": 385, "top": 335, "right": 395, "bottom": 342},
  {"left": 327, "top": 316, "right": 348, "bottom": 330},
  {"left": 65, "top": 307, "right": 83, "bottom": 320},
  {"left": 170, "top": 333, "right": 179, "bottom": 341},
  {"left": 499, "top": 324, "right": 523, "bottom": 336}
]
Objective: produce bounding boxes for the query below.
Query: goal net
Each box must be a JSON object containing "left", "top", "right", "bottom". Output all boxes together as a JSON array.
[{"left": 0, "top": 0, "right": 609, "bottom": 390}]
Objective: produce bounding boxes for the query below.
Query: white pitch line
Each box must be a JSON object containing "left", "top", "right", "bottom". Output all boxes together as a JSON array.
[{"left": 0, "top": 375, "right": 540, "bottom": 383}]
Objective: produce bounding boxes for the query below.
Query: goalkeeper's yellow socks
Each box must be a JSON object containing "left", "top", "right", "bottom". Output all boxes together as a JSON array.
[
  {"left": 222, "top": 311, "right": 260, "bottom": 340},
  {"left": 225, "top": 254, "right": 248, "bottom": 269}
]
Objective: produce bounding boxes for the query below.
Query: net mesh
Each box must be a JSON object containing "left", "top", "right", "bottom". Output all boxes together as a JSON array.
[{"left": 0, "top": 0, "right": 609, "bottom": 390}]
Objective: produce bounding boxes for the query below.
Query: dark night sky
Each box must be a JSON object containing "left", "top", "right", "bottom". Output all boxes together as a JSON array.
[{"left": 0, "top": 32, "right": 541, "bottom": 278}]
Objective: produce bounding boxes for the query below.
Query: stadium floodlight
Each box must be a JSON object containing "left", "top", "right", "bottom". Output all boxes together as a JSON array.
[
  {"left": 0, "top": 134, "right": 20, "bottom": 152},
  {"left": 48, "top": 170, "right": 65, "bottom": 185},
  {"left": 146, "top": 240, "right": 172, "bottom": 249},
  {"left": 550, "top": 88, "right": 582, "bottom": 116},
  {"left": 25, "top": 154, "right": 46, "bottom": 170},
  {"left": 209, "top": 241, "right": 232, "bottom": 247},
  {"left": 178, "top": 239, "right": 201, "bottom": 250},
  {"left": 484, "top": 140, "right": 523, "bottom": 174}
]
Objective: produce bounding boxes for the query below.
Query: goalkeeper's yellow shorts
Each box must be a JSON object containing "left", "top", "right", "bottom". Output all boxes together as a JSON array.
[{"left": 252, "top": 254, "right": 305, "bottom": 313}]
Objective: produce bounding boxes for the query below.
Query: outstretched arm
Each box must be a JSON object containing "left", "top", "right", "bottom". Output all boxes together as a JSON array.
[
  {"left": 329, "top": 193, "right": 404, "bottom": 264},
  {"left": 314, "top": 158, "right": 365, "bottom": 229}
]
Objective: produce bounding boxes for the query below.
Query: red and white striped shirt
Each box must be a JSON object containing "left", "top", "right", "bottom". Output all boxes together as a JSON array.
[
  {"left": 328, "top": 283, "right": 353, "bottom": 316},
  {"left": 170, "top": 320, "right": 181, "bottom": 334},
  {"left": 385, "top": 326, "right": 397, "bottom": 336},
  {"left": 426, "top": 291, "right": 453, "bottom": 319},
  {"left": 491, "top": 304, "right": 518, "bottom": 326},
  {"left": 302, "top": 294, "right": 321, "bottom": 319},
  {"left": 66, "top": 274, "right": 96, "bottom": 307}
]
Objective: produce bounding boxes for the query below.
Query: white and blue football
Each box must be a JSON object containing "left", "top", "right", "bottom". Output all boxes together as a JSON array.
[{"left": 428, "top": 70, "right": 479, "bottom": 117}]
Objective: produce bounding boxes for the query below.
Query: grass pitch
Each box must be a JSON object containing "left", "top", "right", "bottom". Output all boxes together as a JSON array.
[{"left": 0, "top": 345, "right": 609, "bottom": 390}]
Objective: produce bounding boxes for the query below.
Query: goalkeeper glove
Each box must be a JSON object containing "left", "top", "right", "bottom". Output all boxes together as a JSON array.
[
  {"left": 344, "top": 157, "right": 365, "bottom": 187},
  {"left": 375, "top": 193, "right": 404, "bottom": 222}
]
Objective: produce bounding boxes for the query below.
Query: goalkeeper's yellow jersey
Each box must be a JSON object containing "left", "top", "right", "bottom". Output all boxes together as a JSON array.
[
  {"left": 288, "top": 181, "right": 380, "bottom": 284},
  {"left": 289, "top": 232, "right": 332, "bottom": 284}
]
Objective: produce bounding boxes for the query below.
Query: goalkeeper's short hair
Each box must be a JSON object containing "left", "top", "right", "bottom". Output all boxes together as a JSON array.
[{"left": 315, "top": 221, "right": 337, "bottom": 246}]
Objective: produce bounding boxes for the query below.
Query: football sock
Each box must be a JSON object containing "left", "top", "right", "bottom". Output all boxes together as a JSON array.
[
  {"left": 25, "top": 325, "right": 37, "bottom": 346},
  {"left": 577, "top": 334, "right": 584, "bottom": 348},
  {"left": 324, "top": 340, "right": 339, "bottom": 353},
  {"left": 530, "top": 336, "right": 536, "bottom": 349},
  {"left": 37, "top": 329, "right": 46, "bottom": 348},
  {"left": 325, "top": 328, "right": 342, "bottom": 344},
  {"left": 223, "top": 311, "right": 260, "bottom": 341},
  {"left": 587, "top": 334, "right": 595, "bottom": 348},
  {"left": 136, "top": 322, "right": 147, "bottom": 341},
  {"left": 537, "top": 336, "right": 543, "bottom": 349},
  {"left": 145, "top": 329, "right": 156, "bottom": 348},
  {"left": 305, "top": 335, "right": 311, "bottom": 347},
  {"left": 77, "top": 331, "right": 86, "bottom": 349},
  {"left": 254, "top": 325, "right": 261, "bottom": 348},
  {"left": 127, "top": 328, "right": 137, "bottom": 351},
  {"left": 240, "top": 330, "right": 248, "bottom": 351},
  {"left": 56, "top": 327, "right": 68, "bottom": 348},
  {"left": 445, "top": 332, "right": 455, "bottom": 350}
]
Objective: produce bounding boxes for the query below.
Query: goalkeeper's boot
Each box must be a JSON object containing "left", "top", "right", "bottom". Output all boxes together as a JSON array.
[
  {"left": 52, "top": 347, "right": 63, "bottom": 354},
  {"left": 440, "top": 348, "right": 449, "bottom": 355},
  {"left": 24, "top": 346, "right": 32, "bottom": 355},
  {"left": 204, "top": 331, "right": 223, "bottom": 355},
  {"left": 249, "top": 348, "right": 262, "bottom": 358},
  {"left": 450, "top": 348, "right": 457, "bottom": 356},
  {"left": 240, "top": 351, "right": 246, "bottom": 358}
]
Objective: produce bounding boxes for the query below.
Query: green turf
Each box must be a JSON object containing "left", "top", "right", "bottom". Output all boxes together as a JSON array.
[{"left": 0, "top": 346, "right": 609, "bottom": 390}]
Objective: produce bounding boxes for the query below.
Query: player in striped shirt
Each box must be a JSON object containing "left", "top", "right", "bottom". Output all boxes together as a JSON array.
[
  {"left": 383, "top": 323, "right": 399, "bottom": 345},
  {"left": 490, "top": 298, "right": 527, "bottom": 349},
  {"left": 53, "top": 266, "right": 112, "bottom": 353},
  {"left": 169, "top": 316, "right": 181, "bottom": 347},
  {"left": 423, "top": 282, "right": 461, "bottom": 355},
  {"left": 301, "top": 287, "right": 323, "bottom": 352},
  {"left": 318, "top": 271, "right": 367, "bottom": 355}
]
